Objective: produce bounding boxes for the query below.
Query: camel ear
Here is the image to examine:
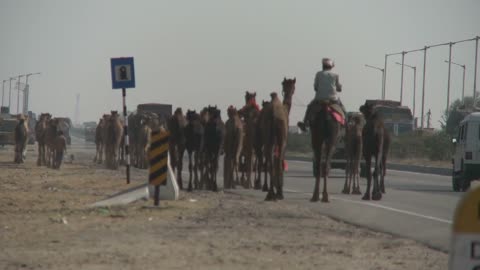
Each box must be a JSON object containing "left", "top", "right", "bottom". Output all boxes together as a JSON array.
[
  {"left": 293, "top": 77, "right": 296, "bottom": 83},
  {"left": 283, "top": 77, "right": 286, "bottom": 82}
]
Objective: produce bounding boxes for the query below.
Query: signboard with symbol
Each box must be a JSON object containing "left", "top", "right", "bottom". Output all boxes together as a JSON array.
[
  {"left": 449, "top": 186, "right": 480, "bottom": 270},
  {"left": 110, "top": 57, "right": 135, "bottom": 89}
]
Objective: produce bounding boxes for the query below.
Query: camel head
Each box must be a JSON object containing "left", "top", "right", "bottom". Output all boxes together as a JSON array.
[
  {"left": 110, "top": 111, "right": 119, "bottom": 118},
  {"left": 270, "top": 92, "right": 279, "bottom": 101},
  {"left": 261, "top": 100, "right": 271, "bottom": 108},
  {"left": 227, "top": 106, "right": 237, "bottom": 119},
  {"left": 282, "top": 77, "right": 296, "bottom": 99},
  {"left": 174, "top": 107, "right": 183, "bottom": 116},
  {"left": 207, "top": 105, "right": 221, "bottom": 120},
  {"left": 359, "top": 103, "right": 375, "bottom": 119},
  {"left": 245, "top": 91, "right": 257, "bottom": 105},
  {"left": 186, "top": 110, "right": 199, "bottom": 121}
]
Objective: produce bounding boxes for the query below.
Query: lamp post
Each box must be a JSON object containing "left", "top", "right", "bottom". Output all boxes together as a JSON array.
[
  {"left": 8, "top": 77, "right": 16, "bottom": 112},
  {"left": 445, "top": 60, "right": 466, "bottom": 103},
  {"left": 23, "top": 72, "right": 41, "bottom": 115},
  {"left": 1, "top": 79, "right": 7, "bottom": 108},
  {"left": 15, "top": 74, "right": 25, "bottom": 114},
  {"left": 365, "top": 64, "right": 385, "bottom": 99},
  {"left": 396, "top": 62, "right": 417, "bottom": 121}
]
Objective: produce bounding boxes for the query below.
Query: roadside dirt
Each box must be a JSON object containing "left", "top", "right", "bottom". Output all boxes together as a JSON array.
[{"left": 0, "top": 142, "right": 447, "bottom": 270}]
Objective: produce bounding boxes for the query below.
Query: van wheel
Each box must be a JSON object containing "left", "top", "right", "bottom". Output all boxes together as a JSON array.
[
  {"left": 452, "top": 164, "right": 461, "bottom": 192},
  {"left": 461, "top": 178, "right": 471, "bottom": 192}
]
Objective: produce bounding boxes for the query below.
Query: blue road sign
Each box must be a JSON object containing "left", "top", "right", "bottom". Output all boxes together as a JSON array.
[{"left": 110, "top": 57, "right": 135, "bottom": 89}]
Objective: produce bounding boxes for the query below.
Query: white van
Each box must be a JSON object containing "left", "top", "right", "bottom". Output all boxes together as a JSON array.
[{"left": 452, "top": 112, "right": 480, "bottom": 191}]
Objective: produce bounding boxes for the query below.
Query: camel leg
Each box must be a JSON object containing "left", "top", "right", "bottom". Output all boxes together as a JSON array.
[
  {"left": 193, "top": 151, "right": 198, "bottom": 189},
  {"left": 245, "top": 153, "right": 253, "bottom": 189},
  {"left": 264, "top": 149, "right": 276, "bottom": 201},
  {"left": 262, "top": 157, "right": 269, "bottom": 192},
  {"left": 311, "top": 149, "right": 321, "bottom": 202},
  {"left": 342, "top": 157, "right": 351, "bottom": 194},
  {"left": 362, "top": 156, "right": 372, "bottom": 200},
  {"left": 178, "top": 148, "right": 185, "bottom": 190},
  {"left": 223, "top": 153, "right": 230, "bottom": 189},
  {"left": 254, "top": 152, "right": 262, "bottom": 190},
  {"left": 37, "top": 143, "right": 42, "bottom": 166},
  {"left": 380, "top": 155, "right": 387, "bottom": 194},
  {"left": 212, "top": 154, "right": 219, "bottom": 192},
  {"left": 322, "top": 141, "right": 334, "bottom": 203},
  {"left": 372, "top": 155, "right": 382, "bottom": 201},
  {"left": 188, "top": 152, "right": 193, "bottom": 192}
]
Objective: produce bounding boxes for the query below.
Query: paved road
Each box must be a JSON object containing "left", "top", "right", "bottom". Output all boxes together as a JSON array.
[
  {"left": 187, "top": 159, "right": 461, "bottom": 252},
  {"left": 70, "top": 137, "right": 460, "bottom": 252}
]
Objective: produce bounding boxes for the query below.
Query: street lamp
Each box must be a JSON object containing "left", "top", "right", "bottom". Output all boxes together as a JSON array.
[
  {"left": 8, "top": 77, "right": 16, "bottom": 112},
  {"left": 365, "top": 64, "right": 385, "bottom": 99},
  {"left": 23, "top": 72, "right": 41, "bottom": 115},
  {"left": 444, "top": 60, "right": 466, "bottom": 104},
  {"left": 1, "top": 79, "right": 7, "bottom": 108},
  {"left": 396, "top": 62, "right": 417, "bottom": 122},
  {"left": 15, "top": 74, "right": 25, "bottom": 114}
]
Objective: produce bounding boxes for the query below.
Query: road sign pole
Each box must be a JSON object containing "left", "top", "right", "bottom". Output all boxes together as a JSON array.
[
  {"left": 154, "top": 185, "right": 160, "bottom": 206},
  {"left": 122, "top": 88, "right": 131, "bottom": 184}
]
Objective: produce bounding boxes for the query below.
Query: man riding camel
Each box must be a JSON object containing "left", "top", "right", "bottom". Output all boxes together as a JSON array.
[{"left": 297, "top": 58, "right": 346, "bottom": 132}]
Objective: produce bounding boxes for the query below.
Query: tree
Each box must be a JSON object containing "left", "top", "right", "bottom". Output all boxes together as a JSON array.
[{"left": 442, "top": 95, "right": 480, "bottom": 136}]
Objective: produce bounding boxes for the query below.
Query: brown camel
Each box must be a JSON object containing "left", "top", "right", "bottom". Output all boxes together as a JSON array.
[
  {"left": 204, "top": 106, "right": 225, "bottom": 192},
  {"left": 360, "top": 103, "right": 390, "bottom": 201},
  {"left": 14, "top": 117, "right": 28, "bottom": 164},
  {"left": 238, "top": 91, "right": 260, "bottom": 189},
  {"left": 35, "top": 113, "right": 51, "bottom": 166},
  {"left": 263, "top": 77, "right": 296, "bottom": 201},
  {"left": 310, "top": 101, "right": 342, "bottom": 202},
  {"left": 94, "top": 116, "right": 106, "bottom": 164},
  {"left": 342, "top": 113, "right": 364, "bottom": 195},
  {"left": 185, "top": 110, "right": 204, "bottom": 191},
  {"left": 45, "top": 118, "right": 60, "bottom": 168},
  {"left": 104, "top": 111, "right": 124, "bottom": 170},
  {"left": 52, "top": 131, "right": 67, "bottom": 169},
  {"left": 168, "top": 108, "right": 187, "bottom": 190},
  {"left": 255, "top": 100, "right": 271, "bottom": 191},
  {"left": 224, "top": 106, "right": 244, "bottom": 189},
  {"left": 198, "top": 107, "right": 210, "bottom": 189}
]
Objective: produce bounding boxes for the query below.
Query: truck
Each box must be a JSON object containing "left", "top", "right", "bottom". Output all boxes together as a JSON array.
[
  {"left": 452, "top": 112, "right": 480, "bottom": 191},
  {"left": 83, "top": 121, "right": 97, "bottom": 142},
  {"left": 331, "top": 100, "right": 413, "bottom": 172}
]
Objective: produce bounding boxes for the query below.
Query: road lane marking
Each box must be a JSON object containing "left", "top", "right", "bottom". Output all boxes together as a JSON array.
[{"left": 284, "top": 188, "right": 452, "bottom": 224}]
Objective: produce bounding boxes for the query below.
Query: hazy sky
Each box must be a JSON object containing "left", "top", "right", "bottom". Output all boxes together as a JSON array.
[{"left": 1, "top": 0, "right": 479, "bottom": 128}]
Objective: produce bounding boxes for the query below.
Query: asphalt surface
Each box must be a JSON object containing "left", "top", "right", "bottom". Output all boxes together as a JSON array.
[
  {"left": 222, "top": 160, "right": 461, "bottom": 252},
  {"left": 71, "top": 136, "right": 460, "bottom": 252}
]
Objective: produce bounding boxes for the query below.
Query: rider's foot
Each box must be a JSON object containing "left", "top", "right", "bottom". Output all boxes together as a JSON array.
[{"left": 297, "top": 121, "right": 307, "bottom": 132}]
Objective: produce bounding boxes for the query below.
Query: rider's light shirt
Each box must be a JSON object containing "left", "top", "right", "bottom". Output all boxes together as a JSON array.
[{"left": 313, "top": 70, "right": 342, "bottom": 101}]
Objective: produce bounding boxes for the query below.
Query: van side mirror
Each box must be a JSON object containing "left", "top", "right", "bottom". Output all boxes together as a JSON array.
[{"left": 452, "top": 138, "right": 457, "bottom": 144}]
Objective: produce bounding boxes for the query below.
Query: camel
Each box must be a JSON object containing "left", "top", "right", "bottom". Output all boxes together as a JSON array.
[
  {"left": 93, "top": 117, "right": 106, "bottom": 164},
  {"left": 14, "top": 117, "right": 28, "bottom": 164},
  {"left": 45, "top": 118, "right": 60, "bottom": 168},
  {"left": 263, "top": 77, "right": 296, "bottom": 201},
  {"left": 104, "top": 111, "right": 124, "bottom": 170},
  {"left": 204, "top": 106, "right": 225, "bottom": 191},
  {"left": 224, "top": 106, "right": 244, "bottom": 189},
  {"left": 198, "top": 107, "right": 210, "bottom": 189},
  {"left": 342, "top": 113, "right": 364, "bottom": 195},
  {"left": 35, "top": 113, "right": 51, "bottom": 166},
  {"left": 137, "top": 115, "right": 152, "bottom": 169},
  {"left": 238, "top": 91, "right": 260, "bottom": 188},
  {"left": 168, "top": 108, "right": 187, "bottom": 190},
  {"left": 309, "top": 100, "right": 342, "bottom": 202},
  {"left": 52, "top": 131, "right": 67, "bottom": 169},
  {"left": 360, "top": 103, "right": 391, "bottom": 201},
  {"left": 185, "top": 110, "right": 205, "bottom": 191},
  {"left": 254, "top": 100, "right": 271, "bottom": 191}
]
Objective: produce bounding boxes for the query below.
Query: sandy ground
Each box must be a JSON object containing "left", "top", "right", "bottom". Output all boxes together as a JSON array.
[{"left": 0, "top": 142, "right": 448, "bottom": 270}]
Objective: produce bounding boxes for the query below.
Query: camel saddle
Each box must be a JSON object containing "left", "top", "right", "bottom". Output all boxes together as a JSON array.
[{"left": 309, "top": 100, "right": 345, "bottom": 126}]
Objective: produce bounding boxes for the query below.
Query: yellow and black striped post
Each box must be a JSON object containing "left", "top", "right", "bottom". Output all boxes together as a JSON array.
[{"left": 148, "top": 129, "right": 170, "bottom": 206}]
